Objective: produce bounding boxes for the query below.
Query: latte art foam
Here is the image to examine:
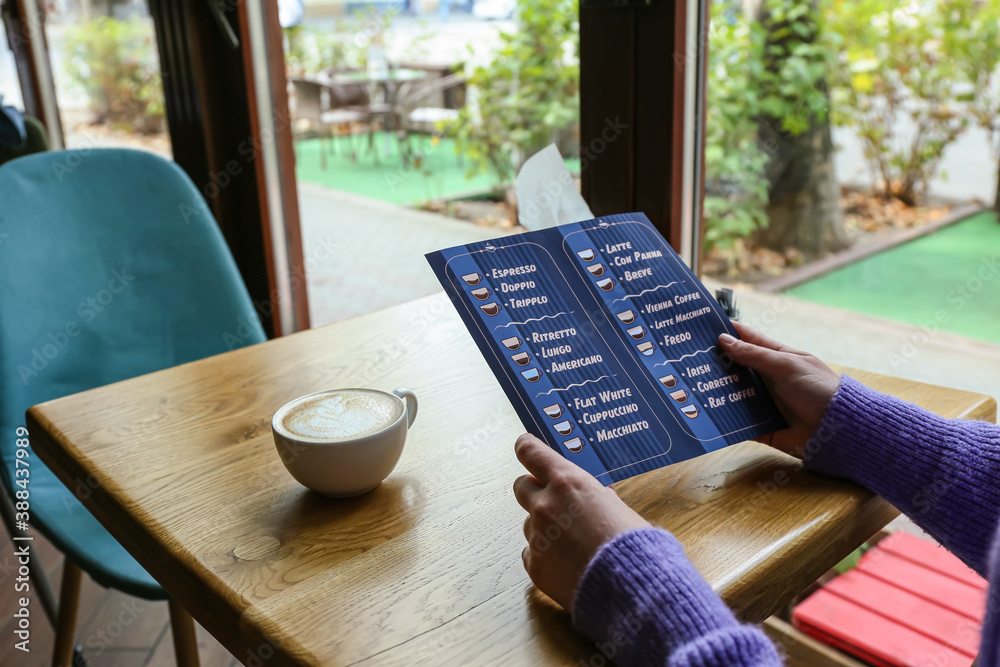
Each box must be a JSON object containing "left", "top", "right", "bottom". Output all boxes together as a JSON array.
[{"left": 281, "top": 390, "right": 402, "bottom": 441}]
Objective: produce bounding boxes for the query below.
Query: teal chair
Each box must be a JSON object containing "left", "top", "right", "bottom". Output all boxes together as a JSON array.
[{"left": 0, "top": 149, "right": 267, "bottom": 666}]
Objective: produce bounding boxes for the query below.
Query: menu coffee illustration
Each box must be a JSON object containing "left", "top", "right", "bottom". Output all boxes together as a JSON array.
[{"left": 426, "top": 213, "right": 786, "bottom": 484}]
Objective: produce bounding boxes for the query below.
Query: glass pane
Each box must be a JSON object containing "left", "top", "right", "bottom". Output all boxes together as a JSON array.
[
  {"left": 44, "top": 1, "right": 171, "bottom": 157},
  {"left": 283, "top": 0, "right": 580, "bottom": 325},
  {"left": 1, "top": 13, "right": 24, "bottom": 110},
  {"left": 702, "top": 0, "right": 1000, "bottom": 348}
]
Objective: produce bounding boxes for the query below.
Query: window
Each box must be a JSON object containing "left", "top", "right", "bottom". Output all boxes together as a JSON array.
[{"left": 700, "top": 0, "right": 1000, "bottom": 346}]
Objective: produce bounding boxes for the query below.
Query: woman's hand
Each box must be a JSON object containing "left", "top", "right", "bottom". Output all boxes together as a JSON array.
[
  {"left": 718, "top": 322, "right": 841, "bottom": 459},
  {"left": 513, "top": 433, "right": 649, "bottom": 610}
]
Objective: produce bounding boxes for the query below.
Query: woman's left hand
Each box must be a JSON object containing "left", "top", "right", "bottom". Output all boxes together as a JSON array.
[{"left": 513, "top": 433, "right": 650, "bottom": 610}]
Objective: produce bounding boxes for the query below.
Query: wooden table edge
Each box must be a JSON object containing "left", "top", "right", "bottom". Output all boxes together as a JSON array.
[{"left": 25, "top": 405, "right": 253, "bottom": 660}]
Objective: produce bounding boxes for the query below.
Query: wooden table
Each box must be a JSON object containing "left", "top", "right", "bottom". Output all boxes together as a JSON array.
[{"left": 27, "top": 295, "right": 996, "bottom": 666}]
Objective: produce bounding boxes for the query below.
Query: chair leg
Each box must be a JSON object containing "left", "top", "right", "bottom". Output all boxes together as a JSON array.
[
  {"left": 51, "top": 560, "right": 82, "bottom": 667},
  {"left": 169, "top": 598, "right": 201, "bottom": 667},
  {"left": 369, "top": 128, "right": 380, "bottom": 165},
  {"left": 401, "top": 132, "right": 412, "bottom": 166}
]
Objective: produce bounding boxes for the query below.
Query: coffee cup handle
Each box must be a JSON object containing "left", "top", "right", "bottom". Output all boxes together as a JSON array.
[{"left": 392, "top": 388, "right": 418, "bottom": 428}]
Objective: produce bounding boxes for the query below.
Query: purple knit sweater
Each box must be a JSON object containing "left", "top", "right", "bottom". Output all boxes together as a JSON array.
[{"left": 572, "top": 376, "right": 1000, "bottom": 666}]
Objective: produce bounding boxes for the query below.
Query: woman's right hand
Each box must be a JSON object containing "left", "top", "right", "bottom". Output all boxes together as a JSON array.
[{"left": 718, "top": 322, "right": 841, "bottom": 459}]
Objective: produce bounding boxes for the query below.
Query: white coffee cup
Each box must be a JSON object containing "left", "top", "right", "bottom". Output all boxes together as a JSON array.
[{"left": 271, "top": 387, "right": 418, "bottom": 497}]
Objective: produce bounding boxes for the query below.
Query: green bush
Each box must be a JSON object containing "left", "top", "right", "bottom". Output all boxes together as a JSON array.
[
  {"left": 825, "top": 0, "right": 977, "bottom": 205},
  {"left": 704, "top": 0, "right": 1000, "bottom": 257},
  {"left": 283, "top": 9, "right": 432, "bottom": 77},
  {"left": 703, "top": 0, "right": 831, "bottom": 254},
  {"left": 282, "top": 23, "right": 366, "bottom": 76},
  {"left": 446, "top": 0, "right": 580, "bottom": 185},
  {"left": 950, "top": 1, "right": 1000, "bottom": 167},
  {"left": 703, "top": 2, "right": 770, "bottom": 254},
  {"left": 62, "top": 17, "right": 164, "bottom": 134}
]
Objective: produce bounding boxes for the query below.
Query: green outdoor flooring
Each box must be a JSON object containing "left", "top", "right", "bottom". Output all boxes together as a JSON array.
[
  {"left": 294, "top": 133, "right": 581, "bottom": 205},
  {"left": 785, "top": 211, "right": 1000, "bottom": 345}
]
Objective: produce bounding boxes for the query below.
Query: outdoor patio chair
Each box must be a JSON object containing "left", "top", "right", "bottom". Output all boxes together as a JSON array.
[
  {"left": 0, "top": 148, "right": 267, "bottom": 666},
  {"left": 331, "top": 74, "right": 400, "bottom": 164},
  {"left": 394, "top": 73, "right": 468, "bottom": 164},
  {"left": 290, "top": 77, "right": 368, "bottom": 167}
]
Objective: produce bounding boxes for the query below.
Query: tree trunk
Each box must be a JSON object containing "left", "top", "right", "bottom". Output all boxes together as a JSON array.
[
  {"left": 753, "top": 0, "right": 851, "bottom": 257},
  {"left": 756, "top": 114, "right": 851, "bottom": 256},
  {"left": 994, "top": 151, "right": 1000, "bottom": 215}
]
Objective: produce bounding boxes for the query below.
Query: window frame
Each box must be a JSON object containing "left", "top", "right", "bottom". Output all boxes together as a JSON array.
[{"left": 579, "top": 0, "right": 707, "bottom": 271}]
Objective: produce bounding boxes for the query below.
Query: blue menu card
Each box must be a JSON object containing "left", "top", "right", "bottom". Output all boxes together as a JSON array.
[{"left": 426, "top": 213, "right": 786, "bottom": 484}]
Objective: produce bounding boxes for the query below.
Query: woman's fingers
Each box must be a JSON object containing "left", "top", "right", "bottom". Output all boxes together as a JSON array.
[
  {"left": 514, "top": 432, "right": 578, "bottom": 483},
  {"left": 513, "top": 474, "right": 544, "bottom": 509},
  {"left": 523, "top": 515, "right": 532, "bottom": 541},
  {"left": 732, "top": 321, "right": 784, "bottom": 350},
  {"left": 718, "top": 331, "right": 790, "bottom": 375}
]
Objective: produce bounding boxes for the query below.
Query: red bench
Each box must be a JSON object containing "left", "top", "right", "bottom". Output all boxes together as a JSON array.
[{"left": 793, "top": 532, "right": 985, "bottom": 667}]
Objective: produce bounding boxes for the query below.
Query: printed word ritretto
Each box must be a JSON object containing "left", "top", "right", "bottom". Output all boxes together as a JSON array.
[{"left": 532, "top": 327, "right": 576, "bottom": 343}]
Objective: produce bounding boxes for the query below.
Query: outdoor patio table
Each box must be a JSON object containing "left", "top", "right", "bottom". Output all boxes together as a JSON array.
[
  {"left": 329, "top": 68, "right": 428, "bottom": 85},
  {"left": 27, "top": 294, "right": 996, "bottom": 666}
]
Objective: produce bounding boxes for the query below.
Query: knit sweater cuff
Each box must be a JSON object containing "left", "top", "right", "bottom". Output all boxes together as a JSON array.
[
  {"left": 572, "top": 527, "right": 779, "bottom": 665},
  {"left": 803, "top": 374, "right": 1000, "bottom": 574},
  {"left": 804, "top": 375, "right": 971, "bottom": 483}
]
